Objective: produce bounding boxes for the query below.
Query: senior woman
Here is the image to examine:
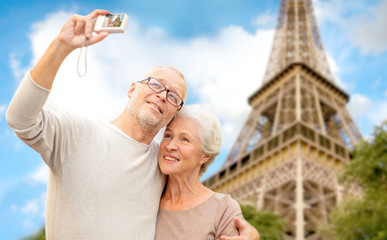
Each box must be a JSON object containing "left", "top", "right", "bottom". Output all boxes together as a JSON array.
[{"left": 155, "top": 105, "right": 259, "bottom": 240}]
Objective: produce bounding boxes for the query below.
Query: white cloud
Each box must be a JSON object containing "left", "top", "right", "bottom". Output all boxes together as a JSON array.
[
  {"left": 252, "top": 12, "right": 277, "bottom": 28},
  {"left": 0, "top": 104, "right": 6, "bottom": 121},
  {"left": 20, "top": 199, "right": 40, "bottom": 215},
  {"left": 314, "top": 0, "right": 345, "bottom": 25},
  {"left": 349, "top": 0, "right": 387, "bottom": 55},
  {"left": 326, "top": 54, "right": 349, "bottom": 90},
  {"left": 28, "top": 164, "right": 49, "bottom": 185},
  {"left": 313, "top": 0, "right": 367, "bottom": 27},
  {"left": 11, "top": 204, "right": 17, "bottom": 211},
  {"left": 5, "top": 129, "right": 28, "bottom": 151},
  {"left": 370, "top": 101, "right": 387, "bottom": 125},
  {"left": 13, "top": 139, "right": 25, "bottom": 151},
  {"left": 13, "top": 193, "right": 46, "bottom": 230},
  {"left": 9, "top": 52, "right": 28, "bottom": 81},
  {"left": 29, "top": 11, "right": 74, "bottom": 65},
  {"left": 371, "top": 78, "right": 382, "bottom": 89},
  {"left": 23, "top": 218, "right": 36, "bottom": 229},
  {"left": 12, "top": 10, "right": 274, "bottom": 152},
  {"left": 348, "top": 93, "right": 387, "bottom": 128},
  {"left": 326, "top": 54, "right": 340, "bottom": 76},
  {"left": 347, "top": 94, "right": 373, "bottom": 120}
]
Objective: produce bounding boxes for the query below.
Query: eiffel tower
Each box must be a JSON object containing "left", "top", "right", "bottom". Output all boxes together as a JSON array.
[{"left": 203, "top": 0, "right": 362, "bottom": 239}]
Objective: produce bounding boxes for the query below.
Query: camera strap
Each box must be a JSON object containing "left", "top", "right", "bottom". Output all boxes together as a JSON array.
[{"left": 77, "top": 44, "right": 88, "bottom": 77}]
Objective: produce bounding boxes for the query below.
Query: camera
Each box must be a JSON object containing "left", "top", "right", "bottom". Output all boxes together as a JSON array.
[{"left": 94, "top": 14, "right": 129, "bottom": 33}]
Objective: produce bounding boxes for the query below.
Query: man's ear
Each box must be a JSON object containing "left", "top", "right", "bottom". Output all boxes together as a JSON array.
[{"left": 127, "top": 83, "right": 136, "bottom": 99}]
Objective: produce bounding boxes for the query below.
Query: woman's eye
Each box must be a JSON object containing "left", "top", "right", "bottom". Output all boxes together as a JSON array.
[
  {"left": 164, "top": 134, "right": 172, "bottom": 139},
  {"left": 182, "top": 138, "right": 189, "bottom": 142}
]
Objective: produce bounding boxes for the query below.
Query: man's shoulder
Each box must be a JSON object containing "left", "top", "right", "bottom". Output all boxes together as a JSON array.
[{"left": 151, "top": 139, "right": 160, "bottom": 148}]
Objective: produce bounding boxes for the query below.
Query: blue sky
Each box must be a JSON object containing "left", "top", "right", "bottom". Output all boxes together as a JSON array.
[{"left": 1, "top": 0, "right": 387, "bottom": 239}]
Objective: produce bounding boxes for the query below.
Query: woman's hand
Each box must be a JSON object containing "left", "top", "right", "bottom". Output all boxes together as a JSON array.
[{"left": 57, "top": 9, "right": 111, "bottom": 52}]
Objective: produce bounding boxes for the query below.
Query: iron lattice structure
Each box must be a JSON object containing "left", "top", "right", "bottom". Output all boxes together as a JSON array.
[{"left": 203, "top": 0, "right": 362, "bottom": 239}]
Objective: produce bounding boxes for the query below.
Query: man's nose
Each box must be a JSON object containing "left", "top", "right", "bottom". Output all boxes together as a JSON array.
[{"left": 156, "top": 90, "right": 168, "bottom": 102}]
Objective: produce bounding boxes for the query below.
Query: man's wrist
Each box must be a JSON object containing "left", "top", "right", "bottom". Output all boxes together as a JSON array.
[
  {"left": 53, "top": 36, "right": 74, "bottom": 56},
  {"left": 30, "top": 37, "right": 72, "bottom": 89}
]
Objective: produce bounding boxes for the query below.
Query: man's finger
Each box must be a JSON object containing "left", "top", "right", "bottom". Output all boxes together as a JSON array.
[
  {"left": 220, "top": 236, "right": 245, "bottom": 240},
  {"left": 87, "top": 9, "right": 110, "bottom": 20},
  {"left": 88, "top": 31, "right": 110, "bottom": 45},
  {"left": 72, "top": 15, "right": 82, "bottom": 34},
  {"left": 234, "top": 217, "right": 241, "bottom": 229},
  {"left": 84, "top": 16, "right": 94, "bottom": 39},
  {"left": 234, "top": 217, "right": 246, "bottom": 234}
]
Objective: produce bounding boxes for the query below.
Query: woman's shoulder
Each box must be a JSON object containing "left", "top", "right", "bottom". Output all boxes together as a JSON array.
[
  {"left": 212, "top": 192, "right": 236, "bottom": 202},
  {"left": 210, "top": 192, "right": 241, "bottom": 210},
  {"left": 210, "top": 193, "right": 243, "bottom": 238}
]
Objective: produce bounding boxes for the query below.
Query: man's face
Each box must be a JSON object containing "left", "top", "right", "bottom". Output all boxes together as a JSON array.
[{"left": 128, "top": 67, "right": 187, "bottom": 131}]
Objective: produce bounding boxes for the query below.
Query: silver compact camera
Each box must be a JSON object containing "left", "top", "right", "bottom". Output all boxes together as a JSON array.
[{"left": 94, "top": 14, "right": 129, "bottom": 33}]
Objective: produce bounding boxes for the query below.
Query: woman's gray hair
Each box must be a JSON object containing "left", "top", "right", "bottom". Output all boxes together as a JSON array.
[{"left": 175, "top": 104, "right": 222, "bottom": 176}]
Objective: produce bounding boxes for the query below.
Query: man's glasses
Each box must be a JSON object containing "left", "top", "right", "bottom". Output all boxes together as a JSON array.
[{"left": 137, "top": 77, "right": 184, "bottom": 110}]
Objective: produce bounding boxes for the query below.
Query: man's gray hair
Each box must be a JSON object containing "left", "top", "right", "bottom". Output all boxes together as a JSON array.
[
  {"left": 141, "top": 65, "right": 187, "bottom": 101},
  {"left": 148, "top": 65, "right": 185, "bottom": 82},
  {"left": 175, "top": 104, "right": 222, "bottom": 176}
]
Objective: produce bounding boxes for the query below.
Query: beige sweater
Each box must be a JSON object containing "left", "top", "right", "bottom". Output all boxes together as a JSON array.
[
  {"left": 155, "top": 193, "right": 243, "bottom": 240},
  {"left": 6, "top": 72, "right": 166, "bottom": 240}
]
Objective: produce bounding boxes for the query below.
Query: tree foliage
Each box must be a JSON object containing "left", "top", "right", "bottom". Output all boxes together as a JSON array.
[
  {"left": 23, "top": 227, "right": 45, "bottom": 240},
  {"left": 240, "top": 203, "right": 285, "bottom": 240},
  {"left": 341, "top": 121, "right": 387, "bottom": 191},
  {"left": 319, "top": 121, "right": 387, "bottom": 240}
]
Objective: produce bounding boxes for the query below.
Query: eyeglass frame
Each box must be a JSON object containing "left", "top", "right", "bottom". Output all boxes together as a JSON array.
[{"left": 137, "top": 77, "right": 184, "bottom": 110}]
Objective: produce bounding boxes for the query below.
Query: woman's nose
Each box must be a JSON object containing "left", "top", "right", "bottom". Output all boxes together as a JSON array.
[{"left": 166, "top": 139, "right": 178, "bottom": 151}]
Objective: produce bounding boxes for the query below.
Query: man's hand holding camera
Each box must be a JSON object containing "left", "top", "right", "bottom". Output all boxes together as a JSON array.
[
  {"left": 57, "top": 9, "right": 111, "bottom": 53},
  {"left": 30, "top": 9, "right": 111, "bottom": 89}
]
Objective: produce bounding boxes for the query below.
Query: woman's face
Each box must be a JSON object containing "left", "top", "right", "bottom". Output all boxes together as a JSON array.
[{"left": 158, "top": 116, "right": 209, "bottom": 177}]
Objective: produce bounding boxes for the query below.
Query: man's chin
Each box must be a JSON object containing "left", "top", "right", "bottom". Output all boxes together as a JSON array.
[{"left": 137, "top": 111, "right": 162, "bottom": 129}]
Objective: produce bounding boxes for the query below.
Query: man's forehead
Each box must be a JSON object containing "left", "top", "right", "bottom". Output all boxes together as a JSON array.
[
  {"left": 150, "top": 70, "right": 186, "bottom": 96},
  {"left": 148, "top": 67, "right": 180, "bottom": 79}
]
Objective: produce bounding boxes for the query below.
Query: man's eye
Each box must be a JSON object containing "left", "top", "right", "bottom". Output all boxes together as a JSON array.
[
  {"left": 168, "top": 92, "right": 177, "bottom": 99},
  {"left": 150, "top": 82, "right": 161, "bottom": 88},
  {"left": 182, "top": 138, "right": 189, "bottom": 142}
]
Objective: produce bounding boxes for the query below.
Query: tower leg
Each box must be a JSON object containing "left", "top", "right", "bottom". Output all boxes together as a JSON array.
[{"left": 295, "top": 157, "right": 305, "bottom": 240}]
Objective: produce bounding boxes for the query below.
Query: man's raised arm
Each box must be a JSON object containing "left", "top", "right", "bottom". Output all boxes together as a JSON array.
[
  {"left": 31, "top": 9, "right": 110, "bottom": 89},
  {"left": 6, "top": 9, "right": 110, "bottom": 133}
]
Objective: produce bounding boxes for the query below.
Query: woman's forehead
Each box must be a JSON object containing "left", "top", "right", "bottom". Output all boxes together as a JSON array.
[{"left": 167, "top": 116, "right": 198, "bottom": 132}]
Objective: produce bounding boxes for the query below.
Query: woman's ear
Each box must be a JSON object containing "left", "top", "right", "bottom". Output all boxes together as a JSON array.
[
  {"left": 127, "top": 82, "right": 136, "bottom": 99},
  {"left": 199, "top": 153, "right": 210, "bottom": 165}
]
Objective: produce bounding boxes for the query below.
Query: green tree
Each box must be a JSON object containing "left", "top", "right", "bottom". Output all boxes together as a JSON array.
[
  {"left": 23, "top": 227, "right": 45, "bottom": 240},
  {"left": 240, "top": 203, "right": 285, "bottom": 240},
  {"left": 319, "top": 121, "right": 387, "bottom": 240}
]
